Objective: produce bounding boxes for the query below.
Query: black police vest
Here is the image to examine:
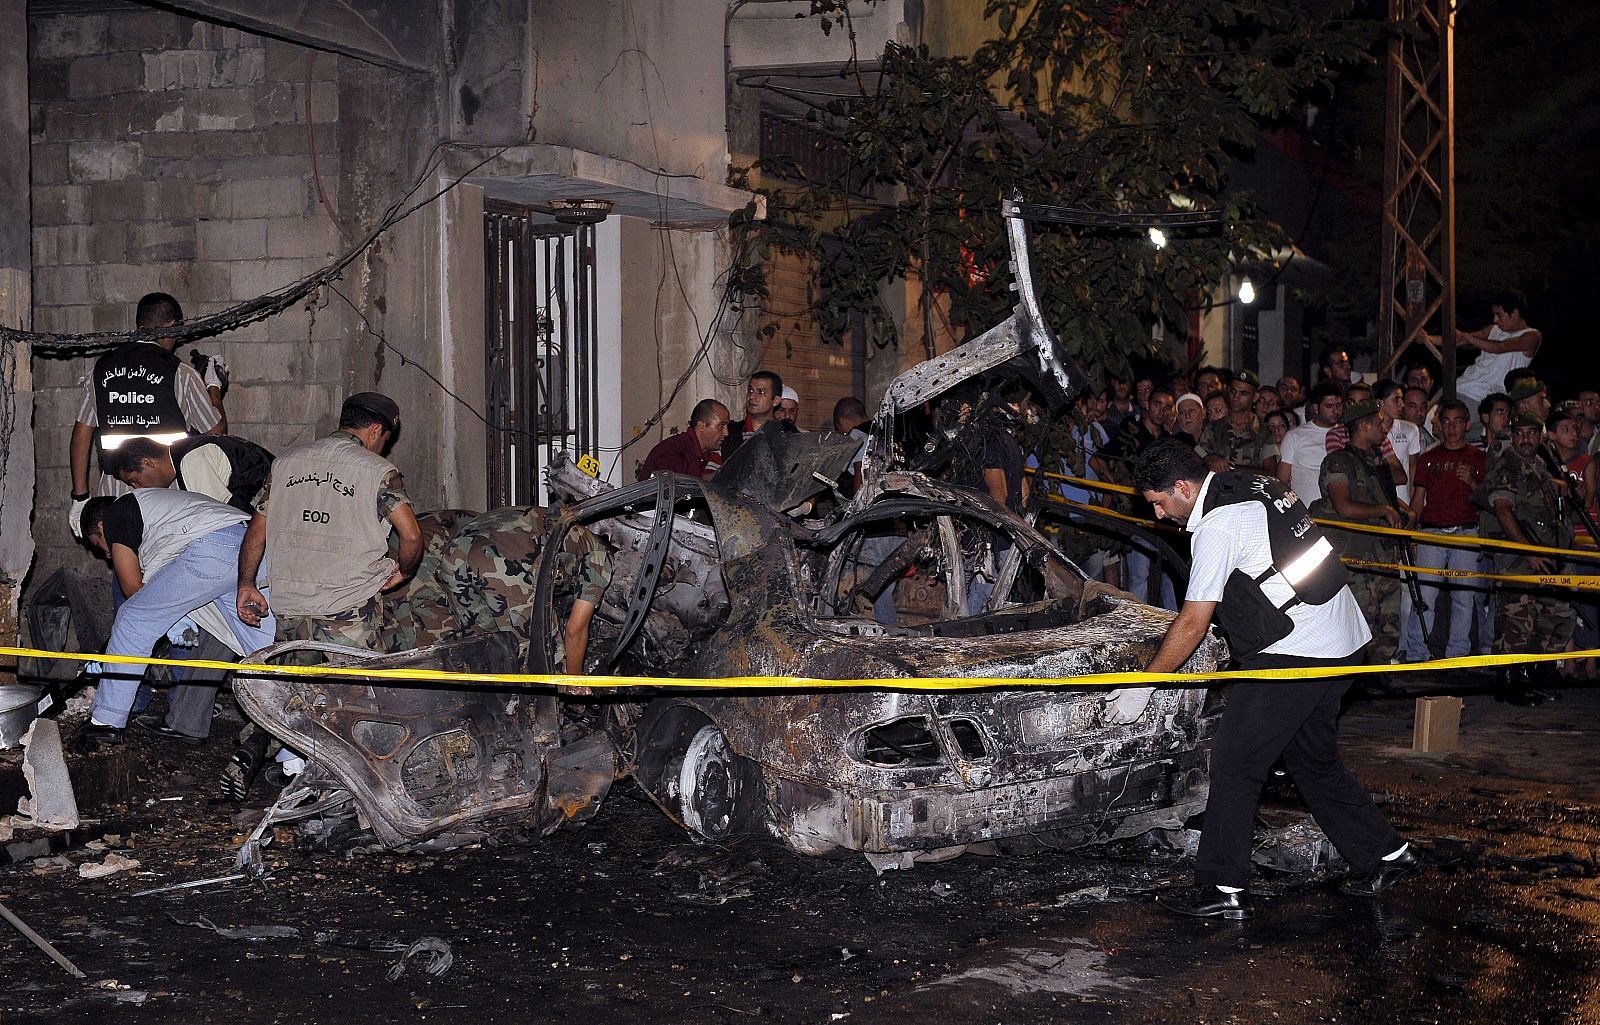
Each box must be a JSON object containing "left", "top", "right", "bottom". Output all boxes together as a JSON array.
[
  {"left": 92, "top": 343, "right": 188, "bottom": 448},
  {"left": 1200, "top": 471, "right": 1351, "bottom": 657},
  {"left": 171, "top": 435, "right": 275, "bottom": 512}
]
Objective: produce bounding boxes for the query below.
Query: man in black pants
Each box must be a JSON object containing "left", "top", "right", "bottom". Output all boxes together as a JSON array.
[{"left": 1133, "top": 439, "right": 1423, "bottom": 919}]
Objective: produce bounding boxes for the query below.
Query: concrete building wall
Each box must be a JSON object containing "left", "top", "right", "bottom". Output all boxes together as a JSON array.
[
  {"left": 615, "top": 217, "right": 746, "bottom": 482},
  {"left": 530, "top": 0, "right": 729, "bottom": 181},
  {"left": 28, "top": 9, "right": 356, "bottom": 584},
  {"left": 1, "top": 0, "right": 32, "bottom": 654},
  {"left": 23, "top": 0, "right": 757, "bottom": 607}
]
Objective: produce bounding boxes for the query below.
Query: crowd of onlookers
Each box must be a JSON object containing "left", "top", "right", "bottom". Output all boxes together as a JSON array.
[
  {"left": 1042, "top": 293, "right": 1591, "bottom": 699},
  {"left": 634, "top": 294, "right": 1587, "bottom": 698}
]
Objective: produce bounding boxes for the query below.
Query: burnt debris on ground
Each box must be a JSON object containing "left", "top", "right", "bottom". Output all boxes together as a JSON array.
[{"left": 3, "top": 687, "right": 1600, "bottom": 1024}]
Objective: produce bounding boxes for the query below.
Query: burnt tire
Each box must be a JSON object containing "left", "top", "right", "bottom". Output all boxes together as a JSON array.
[{"left": 671, "top": 722, "right": 762, "bottom": 841}]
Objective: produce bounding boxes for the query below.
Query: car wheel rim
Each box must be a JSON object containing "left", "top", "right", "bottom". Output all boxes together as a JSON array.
[{"left": 678, "top": 725, "right": 737, "bottom": 837}]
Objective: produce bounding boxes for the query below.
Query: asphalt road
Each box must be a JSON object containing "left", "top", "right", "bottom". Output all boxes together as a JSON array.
[{"left": 4, "top": 679, "right": 1600, "bottom": 1024}]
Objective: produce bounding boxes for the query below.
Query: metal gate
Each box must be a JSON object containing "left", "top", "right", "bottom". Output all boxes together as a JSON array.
[{"left": 483, "top": 203, "right": 599, "bottom": 507}]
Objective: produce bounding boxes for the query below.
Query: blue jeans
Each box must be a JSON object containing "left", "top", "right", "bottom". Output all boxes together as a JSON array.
[
  {"left": 1125, "top": 539, "right": 1177, "bottom": 611},
  {"left": 1402, "top": 527, "right": 1482, "bottom": 660},
  {"left": 91, "top": 523, "right": 275, "bottom": 729},
  {"left": 967, "top": 545, "right": 1012, "bottom": 614}
]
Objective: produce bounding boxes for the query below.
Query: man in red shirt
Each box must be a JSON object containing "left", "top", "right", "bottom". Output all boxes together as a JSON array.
[
  {"left": 1403, "top": 399, "right": 1487, "bottom": 660},
  {"left": 638, "top": 399, "right": 730, "bottom": 481}
]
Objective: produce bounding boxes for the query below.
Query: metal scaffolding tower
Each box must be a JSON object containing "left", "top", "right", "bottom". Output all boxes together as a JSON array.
[{"left": 1378, "top": 0, "right": 1457, "bottom": 392}]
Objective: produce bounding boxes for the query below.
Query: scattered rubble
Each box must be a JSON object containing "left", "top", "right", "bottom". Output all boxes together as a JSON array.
[
  {"left": 17, "top": 718, "right": 79, "bottom": 832},
  {"left": 77, "top": 852, "right": 140, "bottom": 879}
]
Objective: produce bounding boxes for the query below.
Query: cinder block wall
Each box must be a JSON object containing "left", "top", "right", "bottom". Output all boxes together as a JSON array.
[{"left": 28, "top": 10, "right": 350, "bottom": 585}]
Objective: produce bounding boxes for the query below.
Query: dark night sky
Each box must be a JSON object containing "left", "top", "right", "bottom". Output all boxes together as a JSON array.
[
  {"left": 1438, "top": 0, "right": 1600, "bottom": 395},
  {"left": 1299, "top": 1, "right": 1600, "bottom": 396}
]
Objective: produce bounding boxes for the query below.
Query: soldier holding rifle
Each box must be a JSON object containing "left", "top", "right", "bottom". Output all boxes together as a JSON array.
[
  {"left": 1310, "top": 401, "right": 1408, "bottom": 665},
  {"left": 1486, "top": 413, "right": 1576, "bottom": 703}
]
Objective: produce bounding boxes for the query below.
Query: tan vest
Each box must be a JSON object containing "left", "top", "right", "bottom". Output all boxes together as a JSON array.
[{"left": 265, "top": 433, "right": 397, "bottom": 616}]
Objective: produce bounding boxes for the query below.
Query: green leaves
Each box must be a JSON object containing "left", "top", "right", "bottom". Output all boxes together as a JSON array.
[{"left": 729, "top": 0, "right": 1370, "bottom": 380}]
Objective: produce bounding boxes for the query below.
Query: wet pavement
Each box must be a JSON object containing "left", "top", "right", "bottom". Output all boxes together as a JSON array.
[{"left": 4, "top": 677, "right": 1600, "bottom": 1024}]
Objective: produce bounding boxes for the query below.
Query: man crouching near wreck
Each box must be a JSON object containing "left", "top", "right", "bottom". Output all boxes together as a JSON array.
[{"left": 1133, "top": 438, "right": 1422, "bottom": 919}]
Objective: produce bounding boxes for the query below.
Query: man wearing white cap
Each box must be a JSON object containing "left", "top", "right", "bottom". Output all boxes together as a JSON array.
[
  {"left": 774, "top": 386, "right": 803, "bottom": 430},
  {"left": 1172, "top": 392, "right": 1207, "bottom": 447}
]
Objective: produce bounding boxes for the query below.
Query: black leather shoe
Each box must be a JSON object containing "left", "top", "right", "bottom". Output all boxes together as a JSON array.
[
  {"left": 1156, "top": 885, "right": 1253, "bottom": 920},
  {"left": 133, "top": 713, "right": 203, "bottom": 747},
  {"left": 1340, "top": 846, "right": 1425, "bottom": 897},
  {"left": 67, "top": 723, "right": 125, "bottom": 754}
]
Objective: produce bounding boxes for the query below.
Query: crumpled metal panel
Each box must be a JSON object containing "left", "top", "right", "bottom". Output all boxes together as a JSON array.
[
  {"left": 234, "top": 633, "right": 617, "bottom": 850},
  {"left": 713, "top": 424, "right": 861, "bottom": 512},
  {"left": 770, "top": 747, "right": 1210, "bottom": 854}
]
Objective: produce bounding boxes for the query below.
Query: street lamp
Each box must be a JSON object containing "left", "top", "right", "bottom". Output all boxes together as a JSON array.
[{"left": 1238, "top": 277, "right": 1256, "bottom": 305}]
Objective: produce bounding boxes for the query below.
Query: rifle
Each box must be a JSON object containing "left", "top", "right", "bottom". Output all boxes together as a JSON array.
[
  {"left": 1375, "top": 456, "right": 1431, "bottom": 638},
  {"left": 1538, "top": 441, "right": 1600, "bottom": 543}
]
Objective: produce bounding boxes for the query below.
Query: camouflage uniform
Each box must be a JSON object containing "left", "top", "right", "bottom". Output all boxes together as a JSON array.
[
  {"left": 383, "top": 508, "right": 479, "bottom": 650},
  {"left": 253, "top": 451, "right": 413, "bottom": 656},
  {"left": 1312, "top": 445, "right": 1401, "bottom": 662},
  {"left": 1486, "top": 447, "right": 1576, "bottom": 656},
  {"left": 1197, "top": 417, "right": 1279, "bottom": 471},
  {"left": 406, "top": 506, "right": 614, "bottom": 668}
]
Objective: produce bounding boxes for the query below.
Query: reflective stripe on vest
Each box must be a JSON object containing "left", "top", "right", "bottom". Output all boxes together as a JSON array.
[
  {"left": 93, "top": 343, "right": 188, "bottom": 451},
  {"left": 1202, "top": 471, "right": 1350, "bottom": 608}
]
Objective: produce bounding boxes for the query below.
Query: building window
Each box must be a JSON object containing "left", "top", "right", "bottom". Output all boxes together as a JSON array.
[
  {"left": 759, "top": 108, "right": 872, "bottom": 198},
  {"left": 483, "top": 203, "right": 599, "bottom": 507}
]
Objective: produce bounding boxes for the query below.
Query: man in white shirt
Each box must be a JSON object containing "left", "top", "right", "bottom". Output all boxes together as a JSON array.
[
  {"left": 1275, "top": 382, "right": 1345, "bottom": 503},
  {"left": 1453, "top": 294, "right": 1540, "bottom": 414},
  {"left": 1376, "top": 381, "right": 1428, "bottom": 503},
  {"left": 1134, "top": 439, "right": 1422, "bottom": 919}
]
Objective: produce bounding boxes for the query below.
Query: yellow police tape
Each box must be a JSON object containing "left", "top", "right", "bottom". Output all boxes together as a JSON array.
[
  {"left": 1341, "top": 558, "right": 1600, "bottom": 591},
  {"left": 1, "top": 644, "right": 1592, "bottom": 693},
  {"left": 1033, "top": 468, "right": 1600, "bottom": 563},
  {"left": 1043, "top": 493, "right": 1600, "bottom": 589}
]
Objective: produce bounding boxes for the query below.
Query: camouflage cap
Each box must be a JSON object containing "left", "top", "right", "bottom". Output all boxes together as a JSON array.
[
  {"left": 1341, "top": 399, "right": 1382, "bottom": 426},
  {"left": 1508, "top": 378, "right": 1547, "bottom": 403},
  {"left": 1511, "top": 411, "right": 1545, "bottom": 431}
]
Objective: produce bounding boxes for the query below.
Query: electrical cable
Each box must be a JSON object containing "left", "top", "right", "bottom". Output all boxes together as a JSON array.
[
  {"left": 6, "top": 141, "right": 508, "bottom": 354},
  {"left": 306, "top": 52, "right": 352, "bottom": 243},
  {"left": 324, "top": 282, "right": 540, "bottom": 442}
]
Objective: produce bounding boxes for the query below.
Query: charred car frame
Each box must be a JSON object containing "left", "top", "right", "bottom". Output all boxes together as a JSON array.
[{"left": 233, "top": 198, "right": 1226, "bottom": 863}]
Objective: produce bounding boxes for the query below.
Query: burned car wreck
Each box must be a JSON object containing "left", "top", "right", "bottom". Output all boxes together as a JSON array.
[{"left": 233, "top": 199, "right": 1226, "bottom": 863}]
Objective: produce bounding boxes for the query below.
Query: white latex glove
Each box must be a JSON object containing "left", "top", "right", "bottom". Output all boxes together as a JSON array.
[
  {"left": 69, "top": 495, "right": 88, "bottom": 539},
  {"left": 202, "top": 354, "right": 228, "bottom": 391},
  {"left": 83, "top": 661, "right": 103, "bottom": 675},
  {"left": 165, "top": 616, "right": 199, "bottom": 647}
]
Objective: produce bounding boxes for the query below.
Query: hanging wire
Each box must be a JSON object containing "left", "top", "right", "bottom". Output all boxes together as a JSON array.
[{"left": 6, "top": 141, "right": 509, "bottom": 355}]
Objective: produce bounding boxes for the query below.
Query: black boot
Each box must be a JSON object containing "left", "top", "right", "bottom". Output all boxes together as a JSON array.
[
  {"left": 67, "top": 722, "right": 125, "bottom": 754},
  {"left": 219, "top": 730, "right": 270, "bottom": 801},
  {"left": 1495, "top": 665, "right": 1539, "bottom": 705}
]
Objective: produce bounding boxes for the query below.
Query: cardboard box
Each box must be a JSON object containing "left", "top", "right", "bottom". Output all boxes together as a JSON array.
[{"left": 1413, "top": 696, "right": 1463, "bottom": 753}]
